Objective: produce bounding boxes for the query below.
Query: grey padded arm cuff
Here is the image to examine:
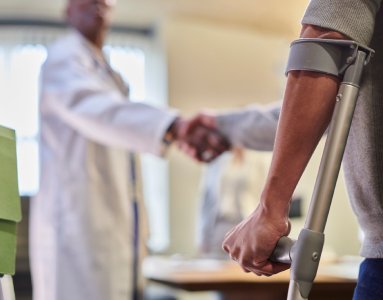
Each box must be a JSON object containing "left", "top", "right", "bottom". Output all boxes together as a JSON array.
[
  {"left": 216, "top": 102, "right": 281, "bottom": 151},
  {"left": 302, "top": 0, "right": 381, "bottom": 46}
]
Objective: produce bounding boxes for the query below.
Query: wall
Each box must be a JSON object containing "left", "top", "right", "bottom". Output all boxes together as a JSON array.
[
  {"left": 162, "top": 17, "right": 361, "bottom": 257},
  {"left": 0, "top": 0, "right": 64, "bottom": 20},
  {"left": 0, "top": 0, "right": 309, "bottom": 36}
]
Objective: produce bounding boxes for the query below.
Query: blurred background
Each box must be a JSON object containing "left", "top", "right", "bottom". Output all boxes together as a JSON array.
[{"left": 0, "top": 0, "right": 361, "bottom": 299}]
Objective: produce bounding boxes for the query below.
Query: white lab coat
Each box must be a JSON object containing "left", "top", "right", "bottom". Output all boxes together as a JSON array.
[{"left": 30, "top": 31, "right": 177, "bottom": 300}]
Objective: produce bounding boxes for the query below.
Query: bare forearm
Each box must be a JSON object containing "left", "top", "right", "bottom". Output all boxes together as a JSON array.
[{"left": 261, "top": 25, "right": 350, "bottom": 216}]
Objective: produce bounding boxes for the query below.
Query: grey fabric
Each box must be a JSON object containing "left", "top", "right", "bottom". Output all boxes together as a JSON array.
[
  {"left": 303, "top": 1, "right": 383, "bottom": 257},
  {"left": 302, "top": 0, "right": 381, "bottom": 46},
  {"left": 216, "top": 102, "right": 281, "bottom": 151},
  {"left": 342, "top": 7, "right": 383, "bottom": 258}
]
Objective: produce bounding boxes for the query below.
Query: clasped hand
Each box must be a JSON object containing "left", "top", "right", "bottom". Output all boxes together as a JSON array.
[
  {"left": 171, "top": 112, "right": 230, "bottom": 162},
  {"left": 222, "top": 203, "right": 291, "bottom": 276}
]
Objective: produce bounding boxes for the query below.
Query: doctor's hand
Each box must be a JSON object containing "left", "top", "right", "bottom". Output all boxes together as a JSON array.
[
  {"left": 222, "top": 203, "right": 291, "bottom": 276},
  {"left": 169, "top": 116, "right": 230, "bottom": 162}
]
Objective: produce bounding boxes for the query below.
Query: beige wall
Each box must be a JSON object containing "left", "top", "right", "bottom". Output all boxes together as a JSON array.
[
  {"left": 162, "top": 17, "right": 361, "bottom": 257},
  {"left": 164, "top": 18, "right": 290, "bottom": 114}
]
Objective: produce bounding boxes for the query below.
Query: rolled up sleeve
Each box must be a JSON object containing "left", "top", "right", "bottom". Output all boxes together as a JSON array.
[
  {"left": 302, "top": 0, "right": 382, "bottom": 46},
  {"left": 216, "top": 102, "right": 281, "bottom": 151}
]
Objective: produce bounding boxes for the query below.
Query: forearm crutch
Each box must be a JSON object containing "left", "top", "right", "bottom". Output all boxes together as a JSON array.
[{"left": 268, "top": 38, "right": 375, "bottom": 300}]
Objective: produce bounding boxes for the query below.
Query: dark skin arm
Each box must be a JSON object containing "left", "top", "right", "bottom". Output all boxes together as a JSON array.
[{"left": 222, "top": 25, "right": 351, "bottom": 276}]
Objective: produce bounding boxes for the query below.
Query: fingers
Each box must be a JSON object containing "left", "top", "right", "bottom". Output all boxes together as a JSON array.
[
  {"left": 223, "top": 245, "right": 289, "bottom": 277},
  {"left": 197, "top": 133, "right": 229, "bottom": 162},
  {"left": 224, "top": 246, "right": 290, "bottom": 276},
  {"left": 179, "top": 116, "right": 202, "bottom": 137},
  {"left": 221, "top": 206, "right": 292, "bottom": 278},
  {"left": 178, "top": 117, "right": 230, "bottom": 162},
  {"left": 200, "top": 149, "right": 220, "bottom": 162},
  {"left": 246, "top": 261, "right": 291, "bottom": 276},
  {"left": 207, "top": 132, "right": 230, "bottom": 153},
  {"left": 179, "top": 112, "right": 216, "bottom": 138},
  {"left": 196, "top": 130, "right": 229, "bottom": 162},
  {"left": 178, "top": 142, "right": 201, "bottom": 162},
  {"left": 223, "top": 244, "right": 291, "bottom": 277},
  {"left": 179, "top": 141, "right": 222, "bottom": 163},
  {"left": 198, "top": 112, "right": 217, "bottom": 129},
  {"left": 223, "top": 238, "right": 290, "bottom": 277}
]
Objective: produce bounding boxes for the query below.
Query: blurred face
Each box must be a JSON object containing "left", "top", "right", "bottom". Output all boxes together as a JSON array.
[{"left": 67, "top": 0, "right": 115, "bottom": 37}]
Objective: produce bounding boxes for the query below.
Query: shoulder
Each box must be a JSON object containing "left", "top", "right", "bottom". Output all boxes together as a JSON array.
[{"left": 43, "top": 32, "right": 90, "bottom": 70}]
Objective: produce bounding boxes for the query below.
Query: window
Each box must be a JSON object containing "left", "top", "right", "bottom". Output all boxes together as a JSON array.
[
  {"left": 0, "top": 25, "right": 169, "bottom": 253},
  {"left": 105, "top": 46, "right": 146, "bottom": 101},
  {"left": 0, "top": 44, "right": 47, "bottom": 195}
]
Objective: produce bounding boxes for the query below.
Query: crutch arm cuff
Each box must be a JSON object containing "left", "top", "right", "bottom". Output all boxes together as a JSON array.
[{"left": 286, "top": 38, "right": 374, "bottom": 79}]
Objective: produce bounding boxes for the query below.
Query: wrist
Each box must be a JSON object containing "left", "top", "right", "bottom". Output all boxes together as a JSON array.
[
  {"left": 254, "top": 195, "right": 291, "bottom": 237},
  {"left": 165, "top": 118, "right": 185, "bottom": 142},
  {"left": 260, "top": 177, "right": 292, "bottom": 219}
]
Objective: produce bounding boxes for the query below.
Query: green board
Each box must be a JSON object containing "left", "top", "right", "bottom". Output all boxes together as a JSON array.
[{"left": 0, "top": 126, "right": 21, "bottom": 275}]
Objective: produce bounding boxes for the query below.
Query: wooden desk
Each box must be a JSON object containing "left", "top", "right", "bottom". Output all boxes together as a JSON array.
[{"left": 143, "top": 256, "right": 359, "bottom": 300}]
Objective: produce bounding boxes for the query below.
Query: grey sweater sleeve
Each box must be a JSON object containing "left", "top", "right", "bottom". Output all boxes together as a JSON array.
[
  {"left": 216, "top": 102, "right": 281, "bottom": 151},
  {"left": 302, "top": 0, "right": 381, "bottom": 46}
]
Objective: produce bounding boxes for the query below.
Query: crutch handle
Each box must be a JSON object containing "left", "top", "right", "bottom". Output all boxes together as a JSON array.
[{"left": 269, "top": 236, "right": 296, "bottom": 264}]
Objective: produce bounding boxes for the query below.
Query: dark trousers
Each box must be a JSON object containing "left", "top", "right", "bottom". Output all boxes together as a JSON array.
[{"left": 353, "top": 258, "right": 383, "bottom": 300}]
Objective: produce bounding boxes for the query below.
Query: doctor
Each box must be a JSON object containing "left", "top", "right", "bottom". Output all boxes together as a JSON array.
[{"left": 29, "top": 0, "right": 229, "bottom": 300}]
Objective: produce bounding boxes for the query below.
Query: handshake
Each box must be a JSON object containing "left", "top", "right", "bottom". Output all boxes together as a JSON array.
[{"left": 168, "top": 112, "right": 231, "bottom": 162}]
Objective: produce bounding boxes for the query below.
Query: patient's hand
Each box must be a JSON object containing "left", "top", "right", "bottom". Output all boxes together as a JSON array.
[{"left": 222, "top": 203, "right": 291, "bottom": 276}]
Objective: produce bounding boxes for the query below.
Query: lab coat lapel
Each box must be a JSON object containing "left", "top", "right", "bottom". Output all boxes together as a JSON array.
[
  {"left": 77, "top": 30, "right": 149, "bottom": 296},
  {"left": 75, "top": 31, "right": 129, "bottom": 97}
]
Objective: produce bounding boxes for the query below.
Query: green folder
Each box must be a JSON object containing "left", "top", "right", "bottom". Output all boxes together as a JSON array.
[{"left": 0, "top": 126, "right": 21, "bottom": 275}]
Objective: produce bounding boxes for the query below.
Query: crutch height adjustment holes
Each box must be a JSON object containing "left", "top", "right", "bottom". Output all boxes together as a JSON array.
[{"left": 312, "top": 252, "right": 319, "bottom": 261}]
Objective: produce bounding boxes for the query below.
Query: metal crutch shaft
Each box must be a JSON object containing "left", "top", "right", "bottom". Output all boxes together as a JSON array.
[
  {"left": 304, "top": 52, "right": 366, "bottom": 233},
  {"left": 269, "top": 39, "right": 374, "bottom": 300},
  {"left": 287, "top": 50, "right": 366, "bottom": 300}
]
